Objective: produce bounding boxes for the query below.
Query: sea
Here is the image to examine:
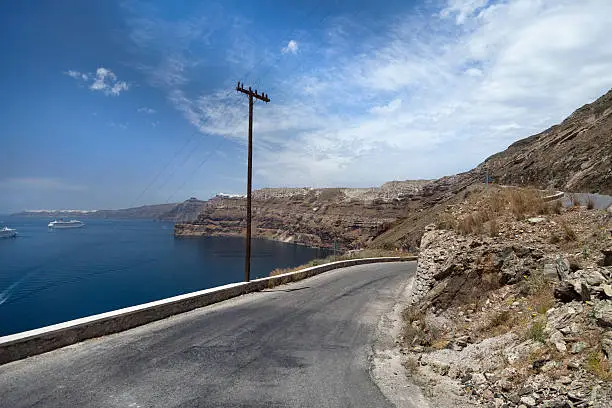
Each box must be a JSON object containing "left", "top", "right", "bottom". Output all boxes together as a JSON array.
[{"left": 0, "top": 216, "right": 330, "bottom": 336}]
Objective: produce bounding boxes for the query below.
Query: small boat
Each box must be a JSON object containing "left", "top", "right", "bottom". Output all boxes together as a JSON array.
[
  {"left": 48, "top": 219, "right": 85, "bottom": 229},
  {"left": 0, "top": 226, "right": 17, "bottom": 238}
]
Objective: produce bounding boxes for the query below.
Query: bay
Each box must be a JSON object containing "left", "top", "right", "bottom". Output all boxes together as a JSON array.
[{"left": 0, "top": 216, "right": 330, "bottom": 336}]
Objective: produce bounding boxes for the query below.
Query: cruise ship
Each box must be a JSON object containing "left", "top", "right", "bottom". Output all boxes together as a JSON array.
[
  {"left": 0, "top": 226, "right": 17, "bottom": 238},
  {"left": 48, "top": 219, "right": 85, "bottom": 229}
]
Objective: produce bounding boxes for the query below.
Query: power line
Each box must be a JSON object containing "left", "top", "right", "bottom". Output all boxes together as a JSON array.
[
  {"left": 128, "top": 134, "right": 196, "bottom": 208},
  {"left": 155, "top": 136, "right": 206, "bottom": 194},
  {"left": 164, "top": 137, "right": 226, "bottom": 204}
]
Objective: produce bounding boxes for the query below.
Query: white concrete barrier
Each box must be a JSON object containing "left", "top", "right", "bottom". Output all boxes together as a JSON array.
[
  {"left": 543, "top": 191, "right": 565, "bottom": 202},
  {"left": 0, "top": 256, "right": 416, "bottom": 365}
]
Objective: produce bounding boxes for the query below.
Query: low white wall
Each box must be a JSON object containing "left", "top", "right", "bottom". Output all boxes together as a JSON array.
[{"left": 0, "top": 256, "right": 416, "bottom": 365}]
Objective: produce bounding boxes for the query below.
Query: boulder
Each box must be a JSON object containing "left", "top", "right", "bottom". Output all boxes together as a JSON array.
[
  {"left": 579, "top": 269, "right": 606, "bottom": 286},
  {"left": 593, "top": 301, "right": 612, "bottom": 328},
  {"left": 543, "top": 263, "right": 559, "bottom": 281},
  {"left": 555, "top": 257, "right": 570, "bottom": 280},
  {"left": 554, "top": 281, "right": 581, "bottom": 302},
  {"left": 520, "top": 396, "right": 537, "bottom": 407},
  {"left": 549, "top": 330, "right": 567, "bottom": 353}
]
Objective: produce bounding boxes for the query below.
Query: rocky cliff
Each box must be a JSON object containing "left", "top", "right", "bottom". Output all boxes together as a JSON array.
[
  {"left": 474, "top": 89, "right": 612, "bottom": 194},
  {"left": 157, "top": 197, "right": 207, "bottom": 222},
  {"left": 398, "top": 186, "right": 612, "bottom": 407},
  {"left": 174, "top": 181, "right": 430, "bottom": 249}
]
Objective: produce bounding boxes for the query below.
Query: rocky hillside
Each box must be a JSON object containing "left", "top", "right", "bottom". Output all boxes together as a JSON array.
[
  {"left": 372, "top": 89, "right": 612, "bottom": 251},
  {"left": 397, "top": 186, "right": 612, "bottom": 408},
  {"left": 13, "top": 203, "right": 178, "bottom": 219},
  {"left": 12, "top": 199, "right": 207, "bottom": 222},
  {"left": 474, "top": 89, "right": 612, "bottom": 194},
  {"left": 157, "top": 197, "right": 207, "bottom": 222},
  {"left": 174, "top": 181, "right": 430, "bottom": 249}
]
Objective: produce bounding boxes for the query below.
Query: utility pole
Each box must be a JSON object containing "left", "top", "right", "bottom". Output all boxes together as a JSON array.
[{"left": 236, "top": 81, "right": 270, "bottom": 282}]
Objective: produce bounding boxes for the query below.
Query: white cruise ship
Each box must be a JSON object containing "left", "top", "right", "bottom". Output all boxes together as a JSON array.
[
  {"left": 48, "top": 219, "right": 85, "bottom": 229},
  {"left": 0, "top": 226, "right": 17, "bottom": 238}
]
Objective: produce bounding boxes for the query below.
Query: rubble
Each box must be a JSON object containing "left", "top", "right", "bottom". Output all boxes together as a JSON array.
[{"left": 399, "top": 191, "right": 612, "bottom": 407}]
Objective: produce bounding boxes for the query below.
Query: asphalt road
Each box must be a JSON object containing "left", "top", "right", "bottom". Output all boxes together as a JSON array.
[{"left": 0, "top": 261, "right": 416, "bottom": 408}]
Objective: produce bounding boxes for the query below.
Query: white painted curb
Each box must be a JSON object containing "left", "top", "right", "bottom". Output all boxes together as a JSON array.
[{"left": 0, "top": 256, "right": 416, "bottom": 365}]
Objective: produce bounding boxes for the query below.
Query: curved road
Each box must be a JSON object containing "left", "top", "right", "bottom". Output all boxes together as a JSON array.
[{"left": 0, "top": 262, "right": 416, "bottom": 407}]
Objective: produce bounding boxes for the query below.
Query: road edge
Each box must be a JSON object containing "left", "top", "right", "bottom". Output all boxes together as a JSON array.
[{"left": 369, "top": 271, "right": 432, "bottom": 408}]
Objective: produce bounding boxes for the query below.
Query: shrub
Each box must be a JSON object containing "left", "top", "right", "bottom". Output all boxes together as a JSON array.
[
  {"left": 489, "top": 310, "right": 511, "bottom": 328},
  {"left": 401, "top": 308, "right": 425, "bottom": 346},
  {"left": 527, "top": 320, "right": 546, "bottom": 343},
  {"left": 487, "top": 219, "right": 499, "bottom": 237},
  {"left": 561, "top": 221, "right": 577, "bottom": 241}
]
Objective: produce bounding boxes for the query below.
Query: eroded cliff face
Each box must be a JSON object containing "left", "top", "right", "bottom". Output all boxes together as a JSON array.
[
  {"left": 174, "top": 181, "right": 430, "bottom": 249},
  {"left": 474, "top": 89, "right": 612, "bottom": 194}
]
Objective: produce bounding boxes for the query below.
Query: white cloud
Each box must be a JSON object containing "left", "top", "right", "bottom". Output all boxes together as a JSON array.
[
  {"left": 440, "top": 0, "right": 489, "bottom": 24},
  {"left": 127, "top": 0, "right": 612, "bottom": 188},
  {"left": 282, "top": 40, "right": 299, "bottom": 54},
  {"left": 370, "top": 99, "right": 402, "bottom": 115},
  {"left": 65, "top": 67, "right": 129, "bottom": 96},
  {"left": 90, "top": 68, "right": 129, "bottom": 96},
  {"left": 465, "top": 67, "right": 483, "bottom": 77},
  {"left": 137, "top": 107, "right": 156, "bottom": 114},
  {"left": 107, "top": 121, "right": 128, "bottom": 130}
]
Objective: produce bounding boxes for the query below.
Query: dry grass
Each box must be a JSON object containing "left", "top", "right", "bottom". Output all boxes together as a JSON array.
[
  {"left": 585, "top": 350, "right": 612, "bottom": 381},
  {"left": 506, "top": 189, "right": 546, "bottom": 219},
  {"left": 436, "top": 212, "right": 457, "bottom": 230},
  {"left": 457, "top": 210, "right": 493, "bottom": 235},
  {"left": 401, "top": 308, "right": 426, "bottom": 346},
  {"left": 403, "top": 356, "right": 420, "bottom": 375},
  {"left": 485, "top": 310, "right": 515, "bottom": 336},
  {"left": 532, "top": 290, "right": 555, "bottom": 315},
  {"left": 487, "top": 219, "right": 499, "bottom": 237},
  {"left": 439, "top": 187, "right": 564, "bottom": 237},
  {"left": 561, "top": 221, "right": 578, "bottom": 241}
]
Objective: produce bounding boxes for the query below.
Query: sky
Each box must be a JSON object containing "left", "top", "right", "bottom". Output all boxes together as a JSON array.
[{"left": 1, "top": 0, "right": 612, "bottom": 213}]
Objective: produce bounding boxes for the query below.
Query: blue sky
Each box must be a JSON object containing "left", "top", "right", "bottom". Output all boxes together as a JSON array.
[{"left": 2, "top": 0, "right": 612, "bottom": 213}]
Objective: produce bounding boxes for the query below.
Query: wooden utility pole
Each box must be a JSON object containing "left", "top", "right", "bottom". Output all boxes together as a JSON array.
[{"left": 236, "top": 81, "right": 270, "bottom": 282}]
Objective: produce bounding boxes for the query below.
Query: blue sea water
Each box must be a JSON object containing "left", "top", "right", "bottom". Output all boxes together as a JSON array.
[{"left": 0, "top": 217, "right": 330, "bottom": 336}]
